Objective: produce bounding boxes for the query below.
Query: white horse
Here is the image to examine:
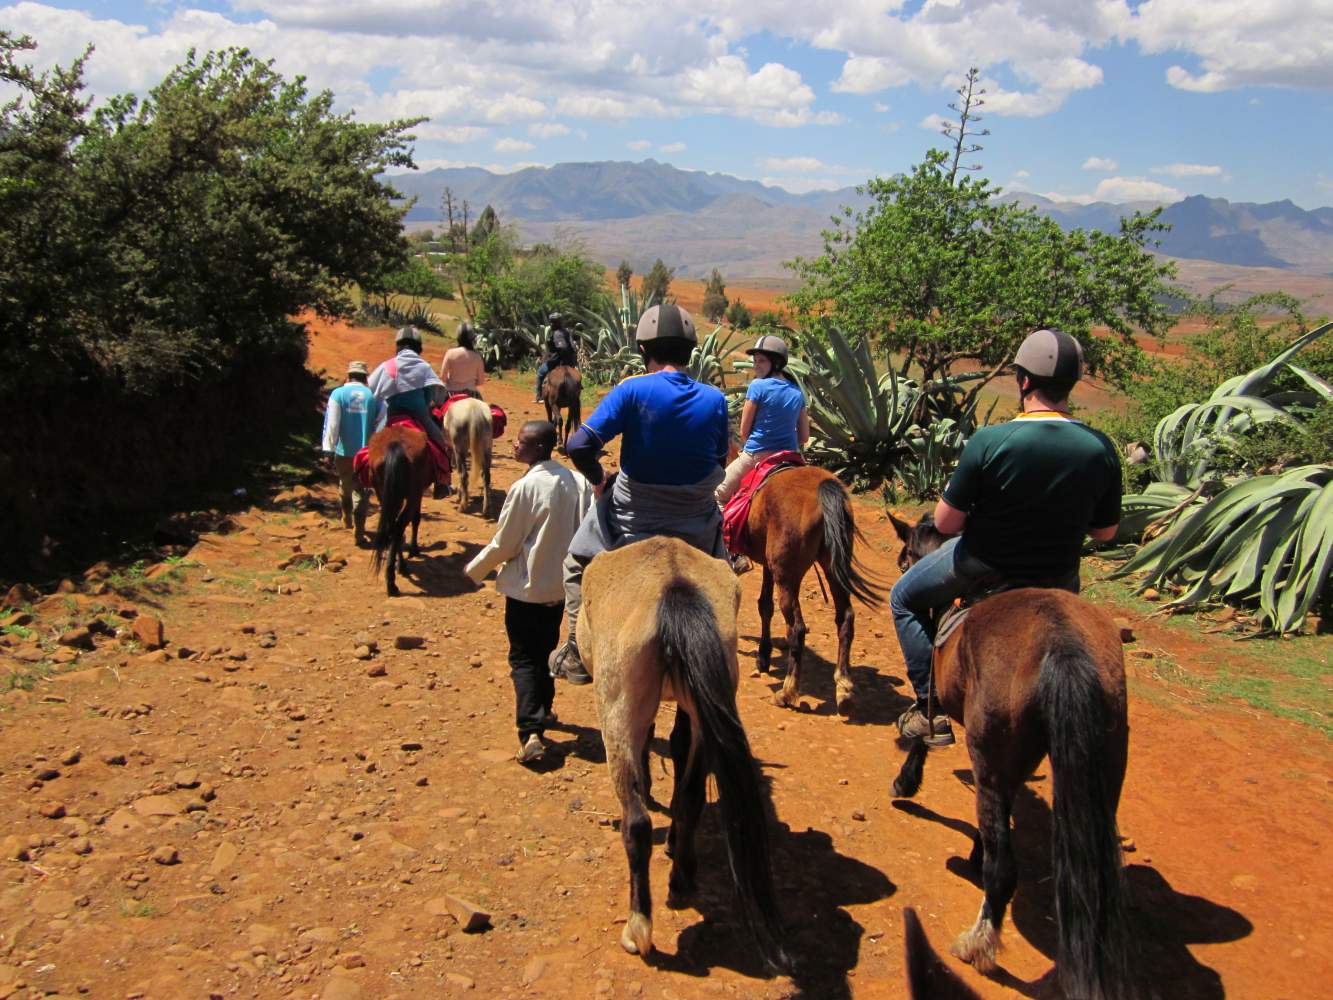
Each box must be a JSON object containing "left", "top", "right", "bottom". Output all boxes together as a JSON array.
[{"left": 442, "top": 397, "right": 493, "bottom": 517}]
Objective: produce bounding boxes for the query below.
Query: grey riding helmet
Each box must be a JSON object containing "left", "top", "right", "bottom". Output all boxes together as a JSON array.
[
  {"left": 1013, "top": 328, "right": 1084, "bottom": 382},
  {"left": 635, "top": 304, "right": 697, "bottom": 344},
  {"left": 395, "top": 325, "right": 423, "bottom": 350},
  {"left": 745, "top": 334, "right": 789, "bottom": 362}
]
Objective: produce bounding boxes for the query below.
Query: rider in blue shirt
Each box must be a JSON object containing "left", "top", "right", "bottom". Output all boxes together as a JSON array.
[
  {"left": 715, "top": 334, "right": 809, "bottom": 504},
  {"left": 551, "top": 304, "right": 729, "bottom": 683},
  {"left": 321, "top": 360, "right": 383, "bottom": 540}
]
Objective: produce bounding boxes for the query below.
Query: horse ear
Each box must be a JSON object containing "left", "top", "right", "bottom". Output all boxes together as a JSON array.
[{"left": 887, "top": 511, "right": 914, "bottom": 545}]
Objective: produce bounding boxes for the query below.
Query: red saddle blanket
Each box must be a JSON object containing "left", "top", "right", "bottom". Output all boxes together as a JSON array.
[
  {"left": 721, "top": 450, "right": 806, "bottom": 556},
  {"left": 434, "top": 394, "right": 508, "bottom": 439},
  {"left": 352, "top": 414, "right": 452, "bottom": 491}
]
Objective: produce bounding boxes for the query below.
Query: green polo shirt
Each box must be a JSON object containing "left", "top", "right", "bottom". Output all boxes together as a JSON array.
[{"left": 942, "top": 414, "right": 1121, "bottom": 579}]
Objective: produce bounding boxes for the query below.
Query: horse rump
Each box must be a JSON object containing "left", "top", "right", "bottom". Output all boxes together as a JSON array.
[
  {"left": 1040, "top": 636, "right": 1134, "bottom": 1000},
  {"left": 370, "top": 439, "right": 410, "bottom": 577},
  {"left": 655, "top": 580, "right": 792, "bottom": 975},
  {"left": 816, "top": 477, "right": 884, "bottom": 607}
]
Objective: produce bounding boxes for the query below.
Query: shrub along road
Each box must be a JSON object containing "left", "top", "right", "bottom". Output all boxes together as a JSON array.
[{"left": 0, "top": 321, "right": 1329, "bottom": 999}]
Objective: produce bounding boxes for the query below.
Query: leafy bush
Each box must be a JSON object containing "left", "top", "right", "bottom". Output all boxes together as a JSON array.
[{"left": 725, "top": 299, "right": 753, "bottom": 329}]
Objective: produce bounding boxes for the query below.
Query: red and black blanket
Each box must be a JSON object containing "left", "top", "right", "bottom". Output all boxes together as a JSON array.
[{"left": 721, "top": 450, "right": 806, "bottom": 556}]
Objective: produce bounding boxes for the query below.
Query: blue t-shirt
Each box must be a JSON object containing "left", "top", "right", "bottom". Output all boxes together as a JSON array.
[
  {"left": 744, "top": 376, "right": 805, "bottom": 454},
  {"left": 583, "top": 371, "right": 729, "bottom": 485},
  {"left": 329, "top": 382, "right": 378, "bottom": 457}
]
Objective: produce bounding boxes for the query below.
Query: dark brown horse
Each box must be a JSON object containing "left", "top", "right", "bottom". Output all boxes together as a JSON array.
[
  {"left": 368, "top": 425, "right": 433, "bottom": 597},
  {"left": 740, "top": 466, "right": 883, "bottom": 715},
  {"left": 541, "top": 365, "right": 582, "bottom": 450},
  {"left": 888, "top": 513, "right": 1133, "bottom": 1000}
]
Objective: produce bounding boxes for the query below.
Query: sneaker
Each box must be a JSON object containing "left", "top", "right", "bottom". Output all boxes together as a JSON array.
[
  {"left": 898, "top": 704, "right": 955, "bottom": 746},
  {"left": 549, "top": 642, "right": 592, "bottom": 685},
  {"left": 433, "top": 483, "right": 450, "bottom": 500},
  {"left": 730, "top": 554, "right": 753, "bottom": 576},
  {"left": 517, "top": 733, "right": 545, "bottom": 764}
]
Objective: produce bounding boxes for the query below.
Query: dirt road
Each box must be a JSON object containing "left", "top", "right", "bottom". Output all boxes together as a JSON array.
[{"left": 2, "top": 320, "right": 1329, "bottom": 1000}]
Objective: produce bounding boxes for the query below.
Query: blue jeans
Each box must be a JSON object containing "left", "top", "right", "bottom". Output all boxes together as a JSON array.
[
  {"left": 890, "top": 537, "right": 995, "bottom": 702},
  {"left": 535, "top": 362, "right": 551, "bottom": 398}
]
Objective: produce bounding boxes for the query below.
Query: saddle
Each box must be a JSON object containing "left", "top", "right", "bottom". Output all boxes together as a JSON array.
[
  {"left": 434, "top": 394, "right": 508, "bottom": 439},
  {"left": 932, "top": 573, "right": 1080, "bottom": 649},
  {"left": 352, "top": 413, "right": 452, "bottom": 491},
  {"left": 722, "top": 450, "right": 806, "bottom": 556}
]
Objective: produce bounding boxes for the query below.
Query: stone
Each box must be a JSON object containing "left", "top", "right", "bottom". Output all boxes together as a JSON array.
[
  {"left": 298, "top": 926, "right": 338, "bottom": 946},
  {"left": 59, "top": 749, "right": 81, "bottom": 766},
  {"left": 132, "top": 616, "right": 165, "bottom": 651},
  {"left": 353, "top": 645, "right": 374, "bottom": 661},
  {"left": 70, "top": 837, "right": 92, "bottom": 856},
  {"left": 353, "top": 633, "right": 379, "bottom": 653},
  {"left": 151, "top": 845, "right": 180, "bottom": 865},
  {"left": 339, "top": 952, "right": 365, "bottom": 970},
  {"left": 1129, "top": 649, "right": 1155, "bottom": 661},
  {"left": 134, "top": 795, "right": 183, "bottom": 817},
  {"left": 851, "top": 810, "right": 866, "bottom": 822},
  {"left": 57, "top": 627, "right": 94, "bottom": 650},
  {"left": 521, "top": 957, "right": 548, "bottom": 985},
  {"left": 136, "top": 650, "right": 171, "bottom": 665},
  {"left": 38, "top": 802, "right": 66, "bottom": 819},
  {"left": 1, "top": 835, "right": 30, "bottom": 861},
  {"left": 1141, "top": 587, "right": 1160, "bottom": 602},
  {"left": 322, "top": 977, "right": 363, "bottom": 1000},
  {"left": 50, "top": 647, "right": 80, "bottom": 664},
  {"left": 365, "top": 662, "right": 386, "bottom": 678},
  {"left": 247, "top": 924, "right": 279, "bottom": 946},
  {"left": 3, "top": 582, "right": 39, "bottom": 608},
  {"left": 0, "top": 611, "right": 32, "bottom": 628},
  {"left": 445, "top": 973, "right": 475, "bottom": 990},
  {"left": 441, "top": 895, "right": 490, "bottom": 933},
  {"left": 174, "top": 769, "right": 200, "bottom": 789},
  {"left": 34, "top": 767, "right": 60, "bottom": 782},
  {"left": 393, "top": 635, "right": 425, "bottom": 650},
  {"left": 103, "top": 752, "right": 127, "bottom": 766}
]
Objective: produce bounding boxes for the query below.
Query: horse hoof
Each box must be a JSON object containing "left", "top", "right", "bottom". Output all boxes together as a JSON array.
[
  {"left": 386, "top": 585, "right": 400, "bottom": 598},
  {"left": 620, "top": 915, "right": 653, "bottom": 957},
  {"left": 950, "top": 922, "right": 999, "bottom": 973},
  {"left": 835, "top": 691, "right": 855, "bottom": 717},
  {"left": 773, "top": 690, "right": 796, "bottom": 709}
]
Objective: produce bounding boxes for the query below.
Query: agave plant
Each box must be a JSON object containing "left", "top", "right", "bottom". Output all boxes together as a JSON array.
[
  {"left": 1111, "top": 465, "right": 1333, "bottom": 634},
  {"left": 896, "top": 417, "right": 970, "bottom": 500},
  {"left": 687, "top": 325, "right": 748, "bottom": 388},
  {"left": 577, "top": 289, "right": 659, "bottom": 385},
  {"left": 1154, "top": 321, "right": 1333, "bottom": 485},
  {"left": 474, "top": 323, "right": 541, "bottom": 368}
]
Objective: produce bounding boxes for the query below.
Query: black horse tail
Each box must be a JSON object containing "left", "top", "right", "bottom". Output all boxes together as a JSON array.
[
  {"left": 903, "top": 907, "right": 984, "bottom": 1000},
  {"left": 817, "top": 477, "right": 883, "bottom": 608},
  {"left": 657, "top": 580, "right": 792, "bottom": 975},
  {"left": 1040, "top": 635, "right": 1133, "bottom": 1000},
  {"left": 891, "top": 736, "right": 929, "bottom": 798},
  {"left": 370, "top": 440, "right": 410, "bottom": 577}
]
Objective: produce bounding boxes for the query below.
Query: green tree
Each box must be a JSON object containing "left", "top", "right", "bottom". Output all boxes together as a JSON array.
[
  {"left": 726, "top": 299, "right": 752, "bottom": 329},
  {"left": 786, "top": 68, "right": 1175, "bottom": 397},
  {"left": 464, "top": 230, "right": 606, "bottom": 330},
  {"left": 641, "top": 258, "right": 674, "bottom": 303},
  {"left": 616, "top": 259, "right": 634, "bottom": 290},
  {"left": 471, "top": 204, "right": 499, "bottom": 245},
  {"left": 701, "top": 268, "right": 728, "bottom": 321}
]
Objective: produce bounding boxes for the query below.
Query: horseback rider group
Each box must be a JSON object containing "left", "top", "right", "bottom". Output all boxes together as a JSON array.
[{"left": 330, "top": 312, "right": 1121, "bottom": 760}]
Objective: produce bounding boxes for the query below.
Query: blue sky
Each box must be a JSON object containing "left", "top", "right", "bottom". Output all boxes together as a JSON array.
[{"left": 6, "top": 1, "right": 1332, "bottom": 207}]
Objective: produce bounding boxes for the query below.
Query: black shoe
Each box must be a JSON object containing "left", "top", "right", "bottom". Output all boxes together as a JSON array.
[
  {"left": 433, "top": 483, "right": 450, "bottom": 500},
  {"left": 549, "top": 642, "right": 591, "bottom": 685}
]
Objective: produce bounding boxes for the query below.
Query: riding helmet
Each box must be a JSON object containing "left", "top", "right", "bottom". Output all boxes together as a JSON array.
[
  {"left": 745, "top": 334, "right": 789, "bottom": 363},
  {"left": 635, "top": 304, "right": 697, "bottom": 344},
  {"left": 395, "top": 325, "right": 423, "bottom": 350},
  {"left": 1013, "top": 328, "right": 1084, "bottom": 382}
]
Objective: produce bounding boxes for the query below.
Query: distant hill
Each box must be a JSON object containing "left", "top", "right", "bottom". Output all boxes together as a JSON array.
[{"left": 388, "top": 160, "right": 1333, "bottom": 279}]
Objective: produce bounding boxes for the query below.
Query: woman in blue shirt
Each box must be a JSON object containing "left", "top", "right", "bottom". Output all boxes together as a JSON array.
[{"left": 716, "top": 334, "right": 809, "bottom": 504}]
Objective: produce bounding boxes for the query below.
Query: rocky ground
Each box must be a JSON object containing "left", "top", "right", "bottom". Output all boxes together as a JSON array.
[{"left": 2, "top": 331, "right": 1330, "bottom": 1000}]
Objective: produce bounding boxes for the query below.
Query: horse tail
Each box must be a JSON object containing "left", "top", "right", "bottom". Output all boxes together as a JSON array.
[
  {"left": 370, "top": 440, "right": 410, "bottom": 577},
  {"left": 817, "top": 477, "right": 883, "bottom": 607},
  {"left": 903, "top": 907, "right": 984, "bottom": 1000},
  {"left": 1040, "top": 634, "right": 1132, "bottom": 1000},
  {"left": 656, "top": 580, "right": 791, "bottom": 975}
]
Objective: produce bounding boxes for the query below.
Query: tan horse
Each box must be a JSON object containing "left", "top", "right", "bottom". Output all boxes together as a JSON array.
[
  {"left": 889, "top": 513, "right": 1133, "bottom": 1000},
  {"left": 581, "top": 536, "right": 790, "bottom": 973},
  {"left": 540, "top": 365, "right": 582, "bottom": 450},
  {"left": 368, "top": 425, "right": 434, "bottom": 597},
  {"left": 443, "top": 397, "right": 493, "bottom": 517},
  {"left": 739, "top": 466, "right": 883, "bottom": 715}
]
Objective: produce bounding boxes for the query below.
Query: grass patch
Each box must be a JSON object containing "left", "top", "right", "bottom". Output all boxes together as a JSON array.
[
  {"left": 118, "top": 899, "right": 161, "bottom": 918},
  {"left": 3, "top": 661, "right": 55, "bottom": 692},
  {"left": 1, "top": 623, "right": 34, "bottom": 640}
]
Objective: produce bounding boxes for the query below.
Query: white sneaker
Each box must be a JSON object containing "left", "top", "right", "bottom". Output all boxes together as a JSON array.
[{"left": 517, "top": 734, "right": 545, "bottom": 764}]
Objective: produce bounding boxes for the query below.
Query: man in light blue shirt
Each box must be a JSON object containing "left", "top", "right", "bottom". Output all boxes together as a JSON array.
[{"left": 322, "top": 360, "right": 382, "bottom": 541}]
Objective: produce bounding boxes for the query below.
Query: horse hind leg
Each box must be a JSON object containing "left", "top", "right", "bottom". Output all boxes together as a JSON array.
[
  {"left": 823, "top": 559, "right": 856, "bottom": 716},
  {"left": 951, "top": 778, "right": 1017, "bottom": 974},
  {"left": 480, "top": 436, "right": 492, "bottom": 518},
  {"left": 602, "top": 683, "right": 659, "bottom": 958},
  {"left": 773, "top": 574, "right": 808, "bottom": 709},
  {"left": 756, "top": 566, "right": 774, "bottom": 674},
  {"left": 665, "top": 709, "right": 706, "bottom": 908}
]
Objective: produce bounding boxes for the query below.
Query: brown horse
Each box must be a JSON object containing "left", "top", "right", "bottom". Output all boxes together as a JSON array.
[
  {"left": 739, "top": 466, "right": 883, "bottom": 715},
  {"left": 888, "top": 513, "right": 1133, "bottom": 1000},
  {"left": 368, "top": 425, "right": 433, "bottom": 597},
  {"left": 541, "top": 365, "right": 582, "bottom": 450},
  {"left": 581, "top": 536, "right": 790, "bottom": 973}
]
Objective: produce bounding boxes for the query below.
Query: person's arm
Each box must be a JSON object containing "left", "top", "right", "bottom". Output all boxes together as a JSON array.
[
  {"left": 566, "top": 425, "right": 605, "bottom": 485},
  {"left": 1088, "top": 523, "right": 1119, "bottom": 542},
  {"left": 465, "top": 485, "right": 531, "bottom": 581},
  {"left": 440, "top": 350, "right": 454, "bottom": 385},
  {"left": 796, "top": 406, "right": 810, "bottom": 446},
  {"left": 739, "top": 400, "right": 758, "bottom": 445},
  {"left": 1088, "top": 438, "right": 1124, "bottom": 543},
  {"left": 475, "top": 353, "right": 487, "bottom": 386},
  {"left": 321, "top": 395, "right": 341, "bottom": 454},
  {"left": 932, "top": 499, "right": 967, "bottom": 536}
]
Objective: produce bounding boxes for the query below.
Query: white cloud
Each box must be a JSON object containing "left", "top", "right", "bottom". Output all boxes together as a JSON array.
[
  {"left": 494, "top": 137, "right": 535, "bottom": 153},
  {"left": 759, "top": 156, "right": 826, "bottom": 173},
  {"left": 659, "top": 141, "right": 687, "bottom": 153},
  {"left": 528, "top": 122, "right": 571, "bottom": 138},
  {"left": 1044, "top": 176, "right": 1185, "bottom": 204},
  {"left": 872, "top": 101, "right": 892, "bottom": 113},
  {"left": 1013, "top": 169, "right": 1031, "bottom": 179},
  {"left": 1082, "top": 156, "right": 1118, "bottom": 172},
  {"left": 626, "top": 139, "right": 652, "bottom": 151},
  {"left": 1150, "top": 163, "right": 1223, "bottom": 177},
  {"left": 920, "top": 113, "right": 951, "bottom": 132},
  {"left": 761, "top": 176, "right": 844, "bottom": 194}
]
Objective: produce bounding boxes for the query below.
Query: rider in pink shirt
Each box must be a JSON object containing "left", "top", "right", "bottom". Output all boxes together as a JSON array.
[{"left": 441, "top": 323, "right": 487, "bottom": 398}]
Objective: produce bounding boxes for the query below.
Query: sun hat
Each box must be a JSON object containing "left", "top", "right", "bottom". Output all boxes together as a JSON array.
[{"left": 347, "top": 360, "right": 369, "bottom": 376}]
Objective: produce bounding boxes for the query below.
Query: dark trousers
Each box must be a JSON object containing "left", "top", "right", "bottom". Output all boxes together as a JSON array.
[{"left": 505, "top": 597, "right": 564, "bottom": 743}]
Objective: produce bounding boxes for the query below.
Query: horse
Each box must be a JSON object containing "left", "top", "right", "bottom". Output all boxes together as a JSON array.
[
  {"left": 580, "top": 536, "right": 790, "bottom": 974},
  {"left": 368, "top": 425, "right": 434, "bottom": 597},
  {"left": 887, "top": 512, "right": 1133, "bottom": 1000},
  {"left": 540, "top": 365, "right": 582, "bottom": 450},
  {"left": 739, "top": 466, "right": 883, "bottom": 715},
  {"left": 442, "top": 396, "right": 493, "bottom": 517}
]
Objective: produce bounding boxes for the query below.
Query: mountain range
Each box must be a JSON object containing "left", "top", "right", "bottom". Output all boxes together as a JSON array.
[{"left": 388, "top": 160, "right": 1333, "bottom": 280}]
